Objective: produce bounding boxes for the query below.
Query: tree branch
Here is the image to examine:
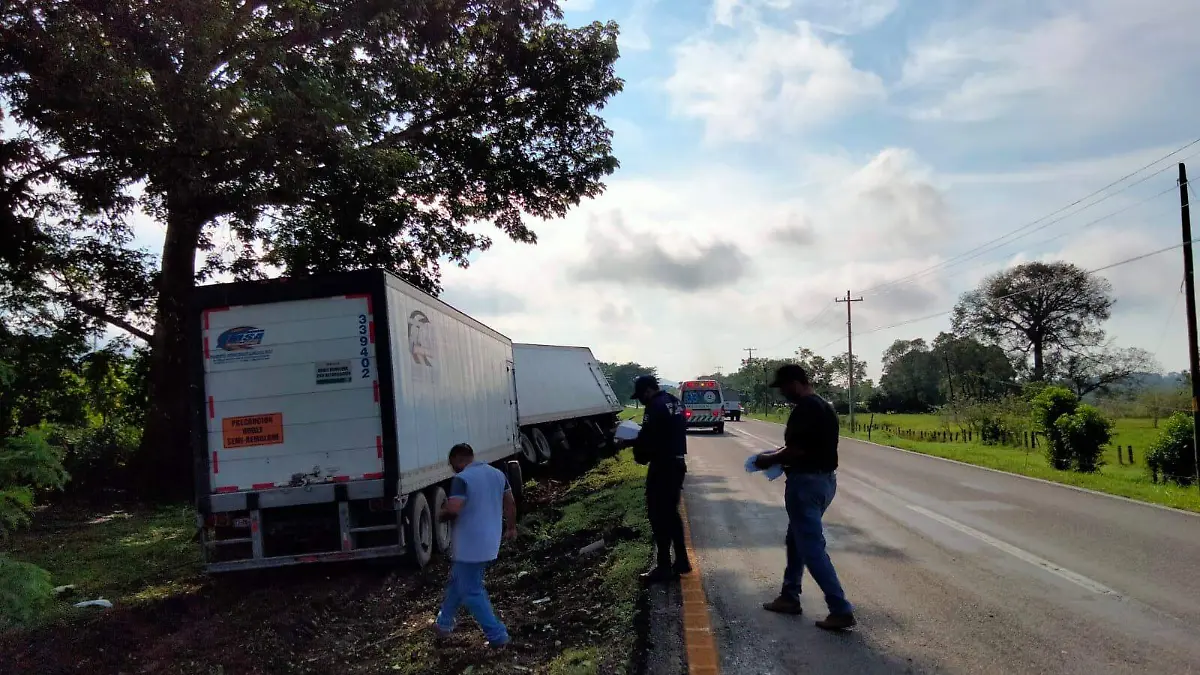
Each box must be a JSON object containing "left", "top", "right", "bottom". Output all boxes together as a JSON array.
[{"left": 60, "top": 292, "right": 152, "bottom": 343}]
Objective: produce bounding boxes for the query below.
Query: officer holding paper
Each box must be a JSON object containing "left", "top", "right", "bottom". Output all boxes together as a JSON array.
[{"left": 622, "top": 375, "right": 691, "bottom": 583}]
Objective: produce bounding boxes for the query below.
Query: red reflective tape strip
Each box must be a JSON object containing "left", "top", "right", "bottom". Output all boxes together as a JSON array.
[
  {"left": 215, "top": 486, "right": 238, "bottom": 493},
  {"left": 376, "top": 435, "right": 383, "bottom": 459},
  {"left": 373, "top": 381, "right": 380, "bottom": 403},
  {"left": 208, "top": 396, "right": 215, "bottom": 419},
  {"left": 363, "top": 472, "right": 384, "bottom": 480},
  {"left": 345, "top": 293, "right": 373, "bottom": 314},
  {"left": 203, "top": 311, "right": 209, "bottom": 330},
  {"left": 204, "top": 336, "right": 210, "bottom": 360},
  {"left": 212, "top": 451, "right": 219, "bottom": 473},
  {"left": 368, "top": 321, "right": 375, "bottom": 344},
  {"left": 252, "top": 482, "right": 274, "bottom": 490},
  {"left": 333, "top": 475, "right": 350, "bottom": 482}
]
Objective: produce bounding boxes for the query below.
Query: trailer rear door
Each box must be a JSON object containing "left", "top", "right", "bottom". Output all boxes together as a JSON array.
[{"left": 201, "top": 294, "right": 383, "bottom": 493}]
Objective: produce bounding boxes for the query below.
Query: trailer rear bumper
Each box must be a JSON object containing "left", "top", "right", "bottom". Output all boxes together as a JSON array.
[
  {"left": 205, "top": 479, "right": 385, "bottom": 513},
  {"left": 206, "top": 544, "right": 406, "bottom": 573}
]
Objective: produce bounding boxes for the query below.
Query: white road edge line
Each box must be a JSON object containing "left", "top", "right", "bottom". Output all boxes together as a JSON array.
[
  {"left": 905, "top": 504, "right": 1120, "bottom": 597},
  {"left": 735, "top": 420, "right": 1200, "bottom": 519}
]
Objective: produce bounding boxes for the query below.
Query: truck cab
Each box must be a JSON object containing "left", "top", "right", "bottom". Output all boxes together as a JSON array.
[{"left": 679, "top": 380, "right": 726, "bottom": 434}]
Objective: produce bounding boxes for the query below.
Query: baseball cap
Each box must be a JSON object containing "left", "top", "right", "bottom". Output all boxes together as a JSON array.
[
  {"left": 768, "top": 364, "right": 810, "bottom": 388},
  {"left": 632, "top": 374, "right": 659, "bottom": 397}
]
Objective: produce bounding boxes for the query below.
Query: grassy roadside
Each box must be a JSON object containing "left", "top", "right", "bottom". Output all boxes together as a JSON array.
[
  {"left": 747, "top": 411, "right": 1200, "bottom": 513},
  {"left": 2, "top": 451, "right": 653, "bottom": 674}
]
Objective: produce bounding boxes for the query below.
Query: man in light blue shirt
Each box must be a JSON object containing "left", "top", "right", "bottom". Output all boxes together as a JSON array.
[{"left": 434, "top": 443, "right": 517, "bottom": 648}]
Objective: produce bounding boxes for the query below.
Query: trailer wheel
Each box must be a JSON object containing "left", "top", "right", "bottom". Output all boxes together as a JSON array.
[
  {"left": 715, "top": 423, "right": 725, "bottom": 435},
  {"left": 505, "top": 460, "right": 524, "bottom": 508},
  {"left": 519, "top": 432, "right": 540, "bottom": 466},
  {"left": 428, "top": 485, "right": 452, "bottom": 556},
  {"left": 530, "top": 427, "right": 553, "bottom": 463},
  {"left": 406, "top": 491, "right": 434, "bottom": 568}
]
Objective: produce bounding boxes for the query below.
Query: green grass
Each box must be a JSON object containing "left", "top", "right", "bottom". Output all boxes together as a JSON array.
[
  {"left": 6, "top": 504, "right": 203, "bottom": 625},
  {"left": 547, "top": 647, "right": 604, "bottom": 675},
  {"left": 749, "top": 411, "right": 1200, "bottom": 513}
]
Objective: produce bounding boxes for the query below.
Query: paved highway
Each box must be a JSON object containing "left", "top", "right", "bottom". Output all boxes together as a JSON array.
[{"left": 681, "top": 417, "right": 1200, "bottom": 674}]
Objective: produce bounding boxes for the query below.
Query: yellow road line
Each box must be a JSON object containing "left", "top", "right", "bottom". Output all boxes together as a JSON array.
[{"left": 679, "top": 501, "right": 720, "bottom": 674}]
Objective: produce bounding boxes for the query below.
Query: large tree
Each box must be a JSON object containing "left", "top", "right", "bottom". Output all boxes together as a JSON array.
[
  {"left": 2, "top": 1, "right": 622, "bottom": 497},
  {"left": 952, "top": 262, "right": 1113, "bottom": 381}
]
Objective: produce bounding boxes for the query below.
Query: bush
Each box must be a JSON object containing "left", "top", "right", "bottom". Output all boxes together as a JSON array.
[
  {"left": 0, "top": 554, "right": 54, "bottom": 628},
  {"left": 49, "top": 422, "right": 141, "bottom": 493},
  {"left": 1147, "top": 412, "right": 1198, "bottom": 486},
  {"left": 0, "top": 428, "right": 68, "bottom": 626},
  {"left": 1053, "top": 405, "right": 1112, "bottom": 473},
  {"left": 1031, "top": 386, "right": 1080, "bottom": 470}
]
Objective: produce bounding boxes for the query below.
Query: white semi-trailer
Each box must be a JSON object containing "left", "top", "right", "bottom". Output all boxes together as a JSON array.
[
  {"left": 190, "top": 270, "right": 523, "bottom": 572},
  {"left": 511, "top": 343, "right": 623, "bottom": 471}
]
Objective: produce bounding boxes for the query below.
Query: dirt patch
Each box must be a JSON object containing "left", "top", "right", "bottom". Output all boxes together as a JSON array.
[{"left": 2, "top": 467, "right": 650, "bottom": 675}]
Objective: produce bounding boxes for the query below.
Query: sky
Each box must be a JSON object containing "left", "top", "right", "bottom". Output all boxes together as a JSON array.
[{"left": 128, "top": 0, "right": 1200, "bottom": 382}]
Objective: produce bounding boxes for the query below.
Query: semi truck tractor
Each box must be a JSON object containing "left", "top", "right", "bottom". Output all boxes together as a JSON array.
[
  {"left": 510, "top": 343, "right": 624, "bottom": 473},
  {"left": 191, "top": 270, "right": 526, "bottom": 572}
]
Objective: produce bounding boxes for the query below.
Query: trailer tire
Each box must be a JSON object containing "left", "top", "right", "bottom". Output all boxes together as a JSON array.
[
  {"left": 406, "top": 491, "right": 434, "bottom": 568},
  {"left": 715, "top": 423, "right": 725, "bottom": 435},
  {"left": 505, "top": 460, "right": 524, "bottom": 507},
  {"left": 519, "top": 432, "right": 540, "bottom": 466},
  {"left": 530, "top": 427, "right": 553, "bottom": 463},
  {"left": 428, "top": 485, "right": 452, "bottom": 556}
]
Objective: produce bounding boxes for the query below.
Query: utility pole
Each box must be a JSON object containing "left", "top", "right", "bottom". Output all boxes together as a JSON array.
[
  {"left": 836, "top": 290, "right": 864, "bottom": 428},
  {"left": 743, "top": 348, "right": 763, "bottom": 413},
  {"left": 1179, "top": 163, "right": 1200, "bottom": 489}
]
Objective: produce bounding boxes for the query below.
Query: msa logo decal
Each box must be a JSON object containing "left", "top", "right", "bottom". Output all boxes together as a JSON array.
[
  {"left": 217, "top": 326, "right": 265, "bottom": 351},
  {"left": 211, "top": 325, "right": 273, "bottom": 365}
]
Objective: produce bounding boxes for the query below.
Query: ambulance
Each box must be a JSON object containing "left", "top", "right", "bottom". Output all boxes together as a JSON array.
[{"left": 679, "top": 379, "right": 726, "bottom": 434}]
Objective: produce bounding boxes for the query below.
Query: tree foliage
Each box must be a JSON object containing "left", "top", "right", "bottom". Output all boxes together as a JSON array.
[
  {"left": 952, "top": 262, "right": 1113, "bottom": 381},
  {"left": 2, "top": 1, "right": 624, "bottom": 497},
  {"left": 875, "top": 333, "right": 1016, "bottom": 413},
  {"left": 599, "top": 361, "right": 657, "bottom": 403}
]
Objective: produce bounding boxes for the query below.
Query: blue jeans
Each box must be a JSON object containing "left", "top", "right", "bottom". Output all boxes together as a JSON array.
[
  {"left": 781, "top": 472, "right": 853, "bottom": 615},
  {"left": 436, "top": 561, "right": 509, "bottom": 644}
]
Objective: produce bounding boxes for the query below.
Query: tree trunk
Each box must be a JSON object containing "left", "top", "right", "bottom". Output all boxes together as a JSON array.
[
  {"left": 1032, "top": 341, "right": 1045, "bottom": 381},
  {"left": 134, "top": 199, "right": 202, "bottom": 502}
]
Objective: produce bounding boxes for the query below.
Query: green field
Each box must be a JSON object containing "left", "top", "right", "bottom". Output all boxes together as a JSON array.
[{"left": 749, "top": 411, "right": 1200, "bottom": 513}]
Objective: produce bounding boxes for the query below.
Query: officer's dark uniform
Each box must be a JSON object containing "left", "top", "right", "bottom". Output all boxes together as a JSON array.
[{"left": 631, "top": 378, "right": 690, "bottom": 578}]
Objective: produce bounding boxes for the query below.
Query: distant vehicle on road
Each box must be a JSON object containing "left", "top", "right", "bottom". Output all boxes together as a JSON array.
[
  {"left": 722, "top": 391, "right": 744, "bottom": 421},
  {"left": 679, "top": 379, "right": 726, "bottom": 434}
]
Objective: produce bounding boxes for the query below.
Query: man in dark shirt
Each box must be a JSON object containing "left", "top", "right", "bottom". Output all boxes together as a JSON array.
[
  {"left": 753, "top": 364, "right": 855, "bottom": 630},
  {"left": 626, "top": 374, "right": 691, "bottom": 583}
]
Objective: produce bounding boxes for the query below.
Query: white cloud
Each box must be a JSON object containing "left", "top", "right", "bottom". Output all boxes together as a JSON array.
[
  {"left": 560, "top": 0, "right": 595, "bottom": 11},
  {"left": 618, "top": 0, "right": 657, "bottom": 52},
  {"left": 713, "top": 0, "right": 897, "bottom": 33},
  {"left": 899, "top": 0, "right": 1200, "bottom": 130},
  {"left": 664, "top": 21, "right": 885, "bottom": 142}
]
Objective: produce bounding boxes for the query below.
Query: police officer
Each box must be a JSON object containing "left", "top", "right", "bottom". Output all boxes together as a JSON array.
[{"left": 626, "top": 375, "right": 691, "bottom": 583}]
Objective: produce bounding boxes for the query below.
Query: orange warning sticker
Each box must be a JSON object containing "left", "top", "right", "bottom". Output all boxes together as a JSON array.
[{"left": 222, "top": 413, "right": 284, "bottom": 449}]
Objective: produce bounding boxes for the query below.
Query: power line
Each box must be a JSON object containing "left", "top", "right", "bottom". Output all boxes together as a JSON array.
[{"left": 861, "top": 138, "right": 1200, "bottom": 298}]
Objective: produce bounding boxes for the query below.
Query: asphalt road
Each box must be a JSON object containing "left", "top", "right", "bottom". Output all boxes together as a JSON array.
[{"left": 681, "top": 417, "right": 1200, "bottom": 674}]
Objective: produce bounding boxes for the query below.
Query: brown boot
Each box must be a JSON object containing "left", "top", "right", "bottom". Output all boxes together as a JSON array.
[
  {"left": 761, "top": 596, "right": 802, "bottom": 615},
  {"left": 815, "top": 612, "right": 856, "bottom": 630}
]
